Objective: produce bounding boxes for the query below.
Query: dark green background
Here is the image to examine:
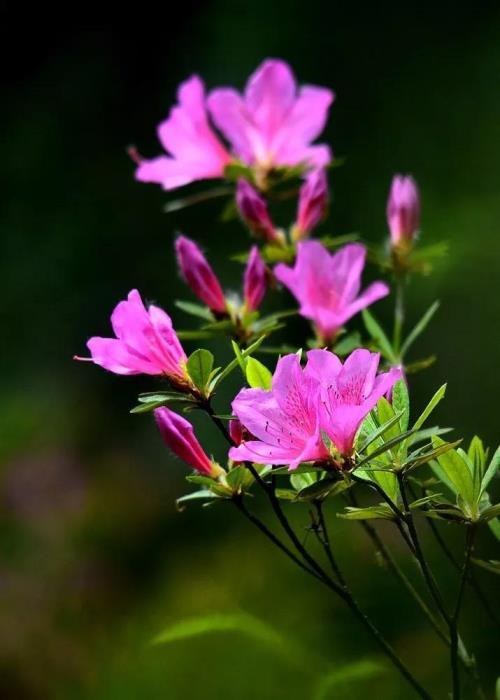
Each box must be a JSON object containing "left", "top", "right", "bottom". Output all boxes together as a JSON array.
[{"left": 1, "top": 3, "right": 499, "bottom": 698}]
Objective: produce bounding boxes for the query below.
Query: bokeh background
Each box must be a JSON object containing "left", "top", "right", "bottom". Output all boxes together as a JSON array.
[{"left": 2, "top": 3, "right": 500, "bottom": 698}]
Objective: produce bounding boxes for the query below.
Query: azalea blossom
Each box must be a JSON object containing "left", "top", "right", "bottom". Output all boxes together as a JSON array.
[
  {"left": 76, "top": 289, "right": 188, "bottom": 381},
  {"left": 275, "top": 242, "right": 389, "bottom": 343},
  {"left": 387, "top": 174, "right": 420, "bottom": 246},
  {"left": 155, "top": 407, "right": 222, "bottom": 477},
  {"left": 306, "top": 348, "right": 401, "bottom": 455},
  {"left": 229, "top": 353, "right": 328, "bottom": 469},
  {"left": 175, "top": 235, "right": 227, "bottom": 313},
  {"left": 135, "top": 76, "right": 231, "bottom": 190},
  {"left": 208, "top": 59, "right": 334, "bottom": 172}
]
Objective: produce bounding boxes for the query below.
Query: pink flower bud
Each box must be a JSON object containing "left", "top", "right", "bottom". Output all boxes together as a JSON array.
[
  {"left": 236, "top": 179, "right": 281, "bottom": 244},
  {"left": 243, "top": 246, "right": 267, "bottom": 312},
  {"left": 386, "top": 175, "right": 420, "bottom": 246},
  {"left": 294, "top": 169, "right": 328, "bottom": 239},
  {"left": 175, "top": 236, "right": 226, "bottom": 313},
  {"left": 229, "top": 418, "right": 244, "bottom": 446},
  {"left": 155, "top": 407, "right": 221, "bottom": 477}
]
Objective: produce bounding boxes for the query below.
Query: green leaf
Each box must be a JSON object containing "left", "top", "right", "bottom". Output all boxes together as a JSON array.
[
  {"left": 400, "top": 301, "right": 440, "bottom": 358},
  {"left": 313, "top": 660, "right": 384, "bottom": 700},
  {"left": 226, "top": 465, "right": 255, "bottom": 492},
  {"left": 479, "top": 503, "right": 500, "bottom": 522},
  {"left": 211, "top": 335, "right": 267, "bottom": 389},
  {"left": 175, "top": 490, "right": 220, "bottom": 509},
  {"left": 137, "top": 391, "right": 193, "bottom": 404},
  {"left": 362, "top": 309, "right": 397, "bottom": 362},
  {"left": 175, "top": 299, "right": 214, "bottom": 321},
  {"left": 177, "top": 329, "right": 217, "bottom": 340},
  {"left": 489, "top": 518, "right": 500, "bottom": 541},
  {"left": 481, "top": 446, "right": 500, "bottom": 496},
  {"left": 431, "top": 437, "right": 475, "bottom": 505},
  {"left": 404, "top": 355, "right": 437, "bottom": 375},
  {"left": 290, "top": 472, "right": 316, "bottom": 491},
  {"left": 152, "top": 611, "right": 283, "bottom": 649},
  {"left": 338, "top": 504, "right": 394, "bottom": 521},
  {"left": 186, "top": 349, "right": 214, "bottom": 394},
  {"left": 275, "top": 488, "right": 298, "bottom": 501},
  {"left": 224, "top": 162, "right": 255, "bottom": 182},
  {"left": 356, "top": 429, "right": 416, "bottom": 468},
  {"left": 471, "top": 558, "right": 500, "bottom": 575},
  {"left": 406, "top": 439, "right": 462, "bottom": 472},
  {"left": 333, "top": 331, "right": 362, "bottom": 356},
  {"left": 392, "top": 379, "right": 410, "bottom": 433},
  {"left": 130, "top": 401, "right": 165, "bottom": 414},
  {"left": 413, "top": 384, "right": 447, "bottom": 433},
  {"left": 162, "top": 185, "right": 233, "bottom": 213},
  {"left": 297, "top": 478, "right": 349, "bottom": 502},
  {"left": 271, "top": 464, "right": 326, "bottom": 476},
  {"left": 356, "top": 411, "right": 404, "bottom": 454},
  {"left": 245, "top": 356, "right": 272, "bottom": 390}
]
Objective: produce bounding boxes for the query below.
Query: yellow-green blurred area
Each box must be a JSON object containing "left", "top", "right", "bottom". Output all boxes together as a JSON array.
[{"left": 2, "top": 3, "right": 500, "bottom": 698}]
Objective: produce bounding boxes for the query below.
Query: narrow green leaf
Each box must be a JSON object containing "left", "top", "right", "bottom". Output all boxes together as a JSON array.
[
  {"left": 313, "top": 660, "right": 384, "bottom": 700},
  {"left": 175, "top": 490, "right": 220, "bottom": 509},
  {"left": 290, "top": 472, "right": 316, "bottom": 491},
  {"left": 432, "top": 437, "right": 474, "bottom": 505},
  {"left": 297, "top": 478, "right": 349, "bottom": 502},
  {"left": 392, "top": 379, "right": 410, "bottom": 433},
  {"left": 406, "top": 439, "right": 462, "bottom": 471},
  {"left": 210, "top": 335, "right": 267, "bottom": 388},
  {"left": 362, "top": 309, "right": 397, "bottom": 362},
  {"left": 246, "top": 357, "right": 272, "bottom": 390},
  {"left": 175, "top": 299, "right": 214, "bottom": 321},
  {"left": 356, "top": 411, "right": 404, "bottom": 454},
  {"left": 356, "top": 429, "right": 416, "bottom": 467},
  {"left": 471, "top": 558, "right": 500, "bottom": 575},
  {"left": 400, "top": 301, "right": 440, "bottom": 358},
  {"left": 481, "top": 446, "right": 500, "bottom": 496},
  {"left": 271, "top": 464, "right": 325, "bottom": 476},
  {"left": 489, "top": 518, "right": 500, "bottom": 541},
  {"left": 338, "top": 504, "right": 394, "bottom": 520},
  {"left": 413, "top": 384, "right": 447, "bottom": 433},
  {"left": 186, "top": 349, "right": 214, "bottom": 393},
  {"left": 479, "top": 503, "right": 500, "bottom": 521}
]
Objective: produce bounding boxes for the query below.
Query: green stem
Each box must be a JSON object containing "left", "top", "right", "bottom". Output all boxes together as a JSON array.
[
  {"left": 205, "top": 402, "right": 434, "bottom": 698},
  {"left": 393, "top": 275, "right": 405, "bottom": 356},
  {"left": 450, "top": 526, "right": 476, "bottom": 700}
]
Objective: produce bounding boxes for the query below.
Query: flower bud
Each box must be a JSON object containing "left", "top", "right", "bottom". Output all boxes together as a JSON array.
[
  {"left": 386, "top": 175, "right": 420, "bottom": 246},
  {"left": 243, "top": 246, "right": 267, "bottom": 312},
  {"left": 155, "top": 407, "right": 223, "bottom": 477},
  {"left": 236, "top": 179, "right": 282, "bottom": 244},
  {"left": 293, "top": 169, "right": 329, "bottom": 240},
  {"left": 175, "top": 235, "right": 226, "bottom": 313},
  {"left": 229, "top": 418, "right": 244, "bottom": 446}
]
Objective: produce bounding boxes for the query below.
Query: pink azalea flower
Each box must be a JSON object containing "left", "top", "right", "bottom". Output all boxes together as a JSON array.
[
  {"left": 155, "top": 407, "right": 220, "bottom": 477},
  {"left": 293, "top": 169, "right": 329, "bottom": 239},
  {"left": 229, "top": 354, "right": 329, "bottom": 469},
  {"left": 76, "top": 289, "right": 188, "bottom": 381},
  {"left": 306, "top": 348, "right": 402, "bottom": 455},
  {"left": 175, "top": 235, "right": 227, "bottom": 314},
  {"left": 275, "top": 242, "right": 389, "bottom": 343},
  {"left": 208, "top": 59, "right": 334, "bottom": 171},
  {"left": 243, "top": 246, "right": 267, "bottom": 312},
  {"left": 236, "top": 179, "right": 282, "bottom": 244},
  {"left": 387, "top": 174, "right": 420, "bottom": 246},
  {"left": 135, "top": 76, "right": 231, "bottom": 190}
]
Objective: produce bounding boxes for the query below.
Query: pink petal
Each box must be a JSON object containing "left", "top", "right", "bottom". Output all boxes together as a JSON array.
[
  {"left": 87, "top": 337, "right": 158, "bottom": 375},
  {"left": 207, "top": 88, "right": 255, "bottom": 163}
]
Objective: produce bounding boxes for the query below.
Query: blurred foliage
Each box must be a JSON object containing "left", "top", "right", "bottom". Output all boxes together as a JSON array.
[{"left": 1, "top": 3, "right": 500, "bottom": 698}]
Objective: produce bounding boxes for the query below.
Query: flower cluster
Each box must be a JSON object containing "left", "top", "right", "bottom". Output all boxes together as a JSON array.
[
  {"left": 134, "top": 59, "right": 334, "bottom": 191},
  {"left": 76, "top": 57, "right": 500, "bottom": 700},
  {"left": 230, "top": 349, "right": 400, "bottom": 467}
]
